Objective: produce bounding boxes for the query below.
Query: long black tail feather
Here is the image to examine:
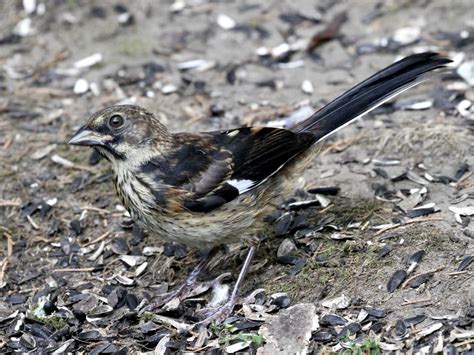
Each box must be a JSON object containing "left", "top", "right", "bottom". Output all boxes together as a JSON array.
[{"left": 293, "top": 52, "right": 451, "bottom": 141}]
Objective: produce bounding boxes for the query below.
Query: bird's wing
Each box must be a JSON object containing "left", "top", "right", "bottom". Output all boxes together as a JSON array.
[{"left": 161, "top": 127, "right": 316, "bottom": 212}]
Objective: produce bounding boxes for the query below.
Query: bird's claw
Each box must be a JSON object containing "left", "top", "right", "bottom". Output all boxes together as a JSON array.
[
  {"left": 146, "top": 281, "right": 196, "bottom": 311},
  {"left": 194, "top": 272, "right": 237, "bottom": 326},
  {"left": 195, "top": 299, "right": 236, "bottom": 327},
  {"left": 206, "top": 272, "right": 232, "bottom": 287},
  {"left": 146, "top": 272, "right": 233, "bottom": 312}
]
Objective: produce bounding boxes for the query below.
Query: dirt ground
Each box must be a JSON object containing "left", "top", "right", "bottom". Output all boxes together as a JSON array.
[{"left": 0, "top": 0, "right": 473, "bottom": 353}]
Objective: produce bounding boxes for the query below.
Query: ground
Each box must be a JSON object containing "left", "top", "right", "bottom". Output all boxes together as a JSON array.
[{"left": 0, "top": 0, "right": 473, "bottom": 353}]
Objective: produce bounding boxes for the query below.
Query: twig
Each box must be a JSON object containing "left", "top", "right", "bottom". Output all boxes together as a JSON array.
[
  {"left": 6, "top": 287, "right": 41, "bottom": 296},
  {"left": 447, "top": 270, "right": 468, "bottom": 276},
  {"left": 314, "top": 246, "right": 335, "bottom": 256},
  {"left": 271, "top": 274, "right": 286, "bottom": 283},
  {"left": 52, "top": 267, "right": 98, "bottom": 273},
  {"left": 320, "top": 134, "right": 365, "bottom": 156},
  {"left": 81, "top": 206, "right": 110, "bottom": 214},
  {"left": 82, "top": 230, "right": 111, "bottom": 247},
  {"left": 374, "top": 217, "right": 444, "bottom": 236},
  {"left": 0, "top": 199, "right": 21, "bottom": 207},
  {"left": 402, "top": 266, "right": 445, "bottom": 288},
  {"left": 372, "top": 135, "right": 390, "bottom": 160},
  {"left": 147, "top": 313, "right": 191, "bottom": 333},
  {"left": 0, "top": 233, "right": 13, "bottom": 288},
  {"left": 454, "top": 171, "right": 472, "bottom": 188},
  {"left": 51, "top": 154, "right": 96, "bottom": 173},
  {"left": 32, "top": 236, "right": 51, "bottom": 243},
  {"left": 2, "top": 135, "right": 13, "bottom": 150},
  {"left": 0, "top": 258, "right": 9, "bottom": 288},
  {"left": 26, "top": 215, "right": 39, "bottom": 230},
  {"left": 0, "top": 226, "right": 12, "bottom": 234},
  {"left": 67, "top": 163, "right": 96, "bottom": 173},
  {"left": 307, "top": 11, "right": 348, "bottom": 52},
  {"left": 16, "top": 87, "right": 69, "bottom": 97},
  {"left": 456, "top": 338, "right": 474, "bottom": 348},
  {"left": 319, "top": 204, "right": 334, "bottom": 214},
  {"left": 401, "top": 295, "right": 432, "bottom": 306}
]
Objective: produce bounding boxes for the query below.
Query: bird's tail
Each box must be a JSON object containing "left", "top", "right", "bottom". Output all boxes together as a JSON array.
[{"left": 292, "top": 52, "right": 451, "bottom": 141}]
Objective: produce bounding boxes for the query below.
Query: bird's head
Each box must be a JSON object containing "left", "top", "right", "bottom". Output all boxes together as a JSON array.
[{"left": 69, "top": 105, "right": 171, "bottom": 165}]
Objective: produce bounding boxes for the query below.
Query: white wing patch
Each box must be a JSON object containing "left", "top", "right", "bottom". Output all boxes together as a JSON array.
[
  {"left": 227, "top": 160, "right": 294, "bottom": 195},
  {"left": 227, "top": 179, "right": 256, "bottom": 194},
  {"left": 226, "top": 130, "right": 239, "bottom": 137}
]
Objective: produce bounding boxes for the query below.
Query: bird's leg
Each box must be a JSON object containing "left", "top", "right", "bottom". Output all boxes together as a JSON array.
[
  {"left": 198, "top": 244, "right": 257, "bottom": 325},
  {"left": 148, "top": 246, "right": 221, "bottom": 309}
]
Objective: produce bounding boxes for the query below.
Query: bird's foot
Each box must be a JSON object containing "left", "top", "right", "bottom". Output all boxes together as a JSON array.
[
  {"left": 147, "top": 272, "right": 232, "bottom": 311},
  {"left": 194, "top": 273, "right": 237, "bottom": 325},
  {"left": 146, "top": 283, "right": 195, "bottom": 311},
  {"left": 196, "top": 298, "right": 236, "bottom": 326},
  {"left": 195, "top": 246, "right": 257, "bottom": 327}
]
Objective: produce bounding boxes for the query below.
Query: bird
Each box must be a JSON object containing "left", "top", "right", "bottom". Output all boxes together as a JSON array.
[{"left": 69, "top": 52, "right": 451, "bottom": 325}]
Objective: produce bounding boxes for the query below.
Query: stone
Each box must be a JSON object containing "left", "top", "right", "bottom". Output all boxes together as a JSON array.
[{"left": 258, "top": 303, "right": 318, "bottom": 355}]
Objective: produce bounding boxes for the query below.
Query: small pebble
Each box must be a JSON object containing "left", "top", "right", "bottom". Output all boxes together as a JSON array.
[
  {"left": 301, "top": 80, "right": 314, "bottom": 94},
  {"left": 217, "top": 14, "right": 236, "bottom": 30},
  {"left": 74, "top": 79, "right": 89, "bottom": 94}
]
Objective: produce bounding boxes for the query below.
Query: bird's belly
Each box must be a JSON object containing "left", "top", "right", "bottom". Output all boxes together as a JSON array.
[
  {"left": 138, "top": 206, "right": 260, "bottom": 247},
  {"left": 114, "top": 171, "right": 275, "bottom": 248}
]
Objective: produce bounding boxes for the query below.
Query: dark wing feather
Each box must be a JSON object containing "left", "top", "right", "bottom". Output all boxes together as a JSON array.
[
  {"left": 218, "top": 127, "right": 315, "bottom": 192},
  {"left": 167, "top": 128, "right": 315, "bottom": 212}
]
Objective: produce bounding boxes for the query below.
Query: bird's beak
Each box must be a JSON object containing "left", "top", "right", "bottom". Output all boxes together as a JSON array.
[{"left": 68, "top": 129, "right": 112, "bottom": 146}]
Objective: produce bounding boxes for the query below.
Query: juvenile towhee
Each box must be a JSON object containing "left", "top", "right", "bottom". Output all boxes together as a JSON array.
[{"left": 69, "top": 52, "right": 450, "bottom": 324}]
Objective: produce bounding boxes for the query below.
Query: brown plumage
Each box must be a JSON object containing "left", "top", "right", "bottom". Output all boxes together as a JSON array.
[{"left": 69, "top": 52, "right": 451, "bottom": 324}]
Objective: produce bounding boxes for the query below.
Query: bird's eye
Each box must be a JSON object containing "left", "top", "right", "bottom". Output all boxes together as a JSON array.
[{"left": 109, "top": 114, "right": 125, "bottom": 129}]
